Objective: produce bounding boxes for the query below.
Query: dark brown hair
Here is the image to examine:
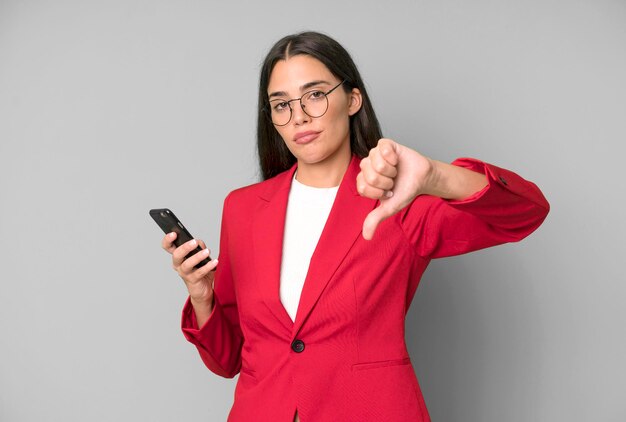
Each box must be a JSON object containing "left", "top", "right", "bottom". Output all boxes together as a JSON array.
[{"left": 257, "top": 31, "right": 383, "bottom": 180}]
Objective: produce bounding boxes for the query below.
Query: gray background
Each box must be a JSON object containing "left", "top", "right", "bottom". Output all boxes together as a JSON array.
[{"left": 1, "top": 0, "right": 625, "bottom": 421}]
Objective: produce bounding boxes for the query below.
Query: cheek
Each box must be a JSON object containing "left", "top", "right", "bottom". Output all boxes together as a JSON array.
[
  {"left": 276, "top": 128, "right": 298, "bottom": 154},
  {"left": 274, "top": 126, "right": 290, "bottom": 144},
  {"left": 327, "top": 105, "right": 351, "bottom": 135}
]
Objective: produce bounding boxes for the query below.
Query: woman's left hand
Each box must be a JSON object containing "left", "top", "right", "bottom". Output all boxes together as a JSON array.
[{"left": 357, "top": 138, "right": 435, "bottom": 240}]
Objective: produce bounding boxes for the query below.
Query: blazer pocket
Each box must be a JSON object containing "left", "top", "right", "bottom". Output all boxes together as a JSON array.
[{"left": 351, "top": 357, "right": 411, "bottom": 372}]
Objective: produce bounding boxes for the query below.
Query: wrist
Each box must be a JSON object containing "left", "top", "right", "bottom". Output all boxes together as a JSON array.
[
  {"left": 423, "top": 158, "right": 445, "bottom": 197},
  {"left": 423, "top": 159, "right": 488, "bottom": 200},
  {"left": 190, "top": 290, "right": 214, "bottom": 309},
  {"left": 189, "top": 292, "right": 215, "bottom": 329}
]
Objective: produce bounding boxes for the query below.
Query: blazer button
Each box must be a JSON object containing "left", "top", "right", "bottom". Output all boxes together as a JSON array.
[{"left": 291, "top": 339, "right": 305, "bottom": 353}]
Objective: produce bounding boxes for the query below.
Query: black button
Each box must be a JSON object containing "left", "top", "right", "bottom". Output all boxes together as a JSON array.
[
  {"left": 291, "top": 339, "right": 305, "bottom": 353},
  {"left": 498, "top": 175, "right": 508, "bottom": 186}
]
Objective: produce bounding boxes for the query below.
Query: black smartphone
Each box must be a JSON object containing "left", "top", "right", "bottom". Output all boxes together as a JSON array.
[{"left": 149, "top": 208, "right": 212, "bottom": 268}]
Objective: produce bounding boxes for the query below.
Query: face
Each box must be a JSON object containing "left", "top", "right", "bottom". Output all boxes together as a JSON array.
[{"left": 267, "top": 55, "right": 362, "bottom": 168}]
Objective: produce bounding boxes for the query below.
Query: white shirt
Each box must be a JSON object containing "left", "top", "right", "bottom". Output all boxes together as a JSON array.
[{"left": 280, "top": 174, "right": 339, "bottom": 322}]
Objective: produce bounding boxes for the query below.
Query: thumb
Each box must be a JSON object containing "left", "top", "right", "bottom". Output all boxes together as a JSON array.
[{"left": 362, "top": 202, "right": 395, "bottom": 240}]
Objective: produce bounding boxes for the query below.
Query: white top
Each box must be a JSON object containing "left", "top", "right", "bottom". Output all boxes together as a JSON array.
[{"left": 280, "top": 174, "right": 339, "bottom": 322}]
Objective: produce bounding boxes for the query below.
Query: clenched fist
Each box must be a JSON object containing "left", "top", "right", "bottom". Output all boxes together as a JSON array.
[{"left": 357, "top": 139, "right": 435, "bottom": 240}]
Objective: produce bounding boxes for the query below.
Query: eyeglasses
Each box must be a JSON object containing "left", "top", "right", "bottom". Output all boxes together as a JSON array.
[{"left": 267, "top": 80, "right": 346, "bottom": 126}]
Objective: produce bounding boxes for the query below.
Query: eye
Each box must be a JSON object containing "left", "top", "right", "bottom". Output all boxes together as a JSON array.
[
  {"left": 272, "top": 101, "right": 289, "bottom": 113},
  {"left": 306, "top": 90, "right": 325, "bottom": 101}
]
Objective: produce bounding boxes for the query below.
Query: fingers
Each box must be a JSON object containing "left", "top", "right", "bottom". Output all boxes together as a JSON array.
[
  {"left": 359, "top": 139, "right": 431, "bottom": 240},
  {"left": 162, "top": 234, "right": 216, "bottom": 303},
  {"left": 377, "top": 138, "right": 399, "bottom": 167},
  {"left": 359, "top": 157, "right": 395, "bottom": 191},
  {"left": 179, "top": 247, "right": 213, "bottom": 274},
  {"left": 358, "top": 139, "right": 400, "bottom": 199},
  {"left": 183, "top": 253, "right": 218, "bottom": 279},
  {"left": 162, "top": 232, "right": 178, "bottom": 254},
  {"left": 362, "top": 205, "right": 394, "bottom": 240},
  {"left": 171, "top": 238, "right": 193, "bottom": 265},
  {"left": 365, "top": 141, "right": 398, "bottom": 179},
  {"left": 162, "top": 234, "right": 214, "bottom": 273},
  {"left": 172, "top": 239, "right": 210, "bottom": 275},
  {"left": 357, "top": 172, "right": 390, "bottom": 199},
  {"left": 162, "top": 234, "right": 208, "bottom": 256}
]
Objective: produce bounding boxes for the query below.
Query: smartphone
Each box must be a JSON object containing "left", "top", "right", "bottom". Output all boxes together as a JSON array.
[{"left": 149, "top": 208, "right": 212, "bottom": 268}]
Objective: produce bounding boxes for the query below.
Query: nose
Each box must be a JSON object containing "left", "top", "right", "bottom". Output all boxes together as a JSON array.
[{"left": 290, "top": 100, "right": 310, "bottom": 125}]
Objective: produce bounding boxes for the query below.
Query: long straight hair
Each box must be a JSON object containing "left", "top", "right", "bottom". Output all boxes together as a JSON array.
[{"left": 257, "top": 31, "right": 383, "bottom": 180}]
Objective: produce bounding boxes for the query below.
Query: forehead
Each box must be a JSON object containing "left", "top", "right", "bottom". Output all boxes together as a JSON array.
[{"left": 267, "top": 55, "right": 334, "bottom": 94}]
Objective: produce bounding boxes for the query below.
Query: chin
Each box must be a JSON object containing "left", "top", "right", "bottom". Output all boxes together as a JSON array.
[
  {"left": 293, "top": 152, "right": 327, "bottom": 165},
  {"left": 286, "top": 137, "right": 350, "bottom": 167}
]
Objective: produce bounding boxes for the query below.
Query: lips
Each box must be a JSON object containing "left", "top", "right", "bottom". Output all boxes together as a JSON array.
[{"left": 293, "top": 131, "right": 321, "bottom": 144}]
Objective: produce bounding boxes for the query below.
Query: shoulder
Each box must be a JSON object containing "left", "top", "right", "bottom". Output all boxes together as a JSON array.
[{"left": 223, "top": 166, "right": 294, "bottom": 209}]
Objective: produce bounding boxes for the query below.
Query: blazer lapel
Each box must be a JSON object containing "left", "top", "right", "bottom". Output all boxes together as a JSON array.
[
  {"left": 292, "top": 156, "right": 378, "bottom": 337},
  {"left": 252, "top": 165, "right": 296, "bottom": 331}
]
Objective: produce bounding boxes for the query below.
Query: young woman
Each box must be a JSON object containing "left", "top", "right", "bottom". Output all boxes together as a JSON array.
[{"left": 160, "top": 32, "right": 549, "bottom": 422}]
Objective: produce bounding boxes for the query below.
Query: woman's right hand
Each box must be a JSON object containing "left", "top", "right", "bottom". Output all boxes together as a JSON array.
[{"left": 162, "top": 232, "right": 218, "bottom": 321}]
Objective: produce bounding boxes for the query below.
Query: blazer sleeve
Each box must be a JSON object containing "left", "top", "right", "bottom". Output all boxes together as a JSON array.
[
  {"left": 400, "top": 158, "right": 550, "bottom": 259},
  {"left": 181, "top": 193, "right": 243, "bottom": 378}
]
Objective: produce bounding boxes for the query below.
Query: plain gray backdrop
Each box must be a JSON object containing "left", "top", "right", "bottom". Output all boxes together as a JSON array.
[{"left": 1, "top": 0, "right": 625, "bottom": 421}]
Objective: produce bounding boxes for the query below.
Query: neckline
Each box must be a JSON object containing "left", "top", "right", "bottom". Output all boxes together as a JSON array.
[{"left": 292, "top": 172, "right": 340, "bottom": 191}]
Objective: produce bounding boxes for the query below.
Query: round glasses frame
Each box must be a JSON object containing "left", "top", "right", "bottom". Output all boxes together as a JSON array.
[{"left": 266, "top": 80, "right": 346, "bottom": 127}]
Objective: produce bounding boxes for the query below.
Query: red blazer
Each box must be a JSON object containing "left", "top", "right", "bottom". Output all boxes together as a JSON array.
[{"left": 181, "top": 155, "right": 549, "bottom": 421}]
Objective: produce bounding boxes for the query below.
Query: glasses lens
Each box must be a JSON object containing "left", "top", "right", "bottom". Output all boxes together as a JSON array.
[
  {"left": 301, "top": 91, "right": 329, "bottom": 118},
  {"left": 269, "top": 100, "right": 291, "bottom": 126}
]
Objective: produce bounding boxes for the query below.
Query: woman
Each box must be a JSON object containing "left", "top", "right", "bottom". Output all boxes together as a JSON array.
[{"left": 161, "top": 31, "right": 549, "bottom": 422}]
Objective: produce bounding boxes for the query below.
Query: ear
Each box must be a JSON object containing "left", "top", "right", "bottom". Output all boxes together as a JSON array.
[{"left": 348, "top": 88, "right": 362, "bottom": 116}]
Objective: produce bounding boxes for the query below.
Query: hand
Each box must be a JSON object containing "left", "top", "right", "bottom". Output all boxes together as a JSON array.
[
  {"left": 162, "top": 232, "right": 218, "bottom": 306},
  {"left": 357, "top": 138, "right": 435, "bottom": 240}
]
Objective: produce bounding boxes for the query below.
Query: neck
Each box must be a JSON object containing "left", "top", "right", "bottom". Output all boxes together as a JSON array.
[{"left": 295, "top": 146, "right": 352, "bottom": 188}]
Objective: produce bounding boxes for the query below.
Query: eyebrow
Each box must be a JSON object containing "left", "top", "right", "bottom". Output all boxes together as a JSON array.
[{"left": 268, "top": 80, "right": 332, "bottom": 99}]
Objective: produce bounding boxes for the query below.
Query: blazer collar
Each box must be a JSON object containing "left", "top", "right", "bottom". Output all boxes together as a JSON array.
[{"left": 252, "top": 155, "right": 378, "bottom": 336}]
